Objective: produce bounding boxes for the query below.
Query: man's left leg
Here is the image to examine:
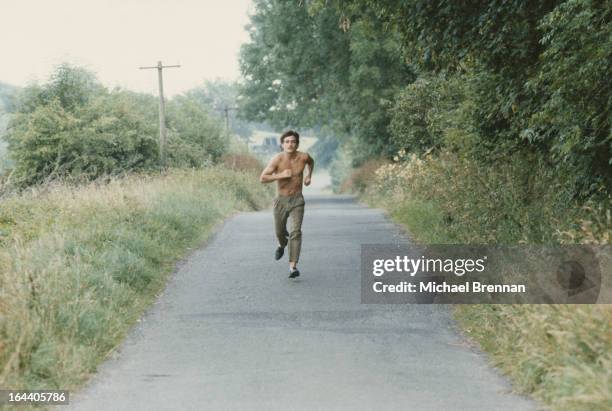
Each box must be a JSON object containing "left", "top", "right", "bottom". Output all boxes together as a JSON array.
[{"left": 288, "top": 196, "right": 305, "bottom": 277}]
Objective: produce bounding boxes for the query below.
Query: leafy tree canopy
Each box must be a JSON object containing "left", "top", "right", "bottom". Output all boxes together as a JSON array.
[{"left": 239, "top": 0, "right": 415, "bottom": 162}]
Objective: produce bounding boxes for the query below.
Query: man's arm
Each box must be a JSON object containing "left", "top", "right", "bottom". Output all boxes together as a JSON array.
[
  {"left": 304, "top": 153, "right": 314, "bottom": 186},
  {"left": 260, "top": 155, "right": 291, "bottom": 183}
]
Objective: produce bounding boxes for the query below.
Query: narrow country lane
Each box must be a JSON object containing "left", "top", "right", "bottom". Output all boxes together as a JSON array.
[{"left": 67, "top": 173, "right": 536, "bottom": 411}]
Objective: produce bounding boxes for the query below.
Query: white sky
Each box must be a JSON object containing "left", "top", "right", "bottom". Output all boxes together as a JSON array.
[{"left": 1, "top": 0, "right": 253, "bottom": 96}]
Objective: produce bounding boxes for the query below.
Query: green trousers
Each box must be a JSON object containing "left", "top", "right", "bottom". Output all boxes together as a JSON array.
[{"left": 273, "top": 193, "right": 305, "bottom": 263}]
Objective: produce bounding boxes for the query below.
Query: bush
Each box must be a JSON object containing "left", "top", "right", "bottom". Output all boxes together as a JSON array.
[
  {"left": 6, "top": 93, "right": 158, "bottom": 187},
  {"left": 389, "top": 75, "right": 465, "bottom": 155},
  {"left": 365, "top": 149, "right": 598, "bottom": 244},
  {"left": 5, "top": 66, "right": 160, "bottom": 187},
  {"left": 220, "top": 153, "right": 263, "bottom": 175},
  {"left": 165, "top": 95, "right": 227, "bottom": 167},
  {"left": 340, "top": 158, "right": 388, "bottom": 194},
  {"left": 4, "top": 64, "right": 229, "bottom": 188}
]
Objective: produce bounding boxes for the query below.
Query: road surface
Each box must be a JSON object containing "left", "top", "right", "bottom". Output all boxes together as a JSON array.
[{"left": 68, "top": 179, "right": 536, "bottom": 410}]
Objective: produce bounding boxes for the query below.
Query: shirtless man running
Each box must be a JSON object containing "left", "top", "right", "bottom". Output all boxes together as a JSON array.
[{"left": 259, "top": 130, "right": 315, "bottom": 278}]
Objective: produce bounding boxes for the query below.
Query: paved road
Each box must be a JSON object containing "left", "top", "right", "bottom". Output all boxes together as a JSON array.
[{"left": 68, "top": 189, "right": 536, "bottom": 410}]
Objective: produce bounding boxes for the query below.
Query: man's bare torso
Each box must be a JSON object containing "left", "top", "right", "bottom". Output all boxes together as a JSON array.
[{"left": 275, "top": 151, "right": 308, "bottom": 196}]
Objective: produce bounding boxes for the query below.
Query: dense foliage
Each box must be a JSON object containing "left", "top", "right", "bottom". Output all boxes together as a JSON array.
[
  {"left": 239, "top": 0, "right": 415, "bottom": 163},
  {"left": 240, "top": 0, "right": 611, "bottom": 197},
  {"left": 166, "top": 94, "right": 227, "bottom": 167},
  {"left": 339, "top": 0, "right": 611, "bottom": 195},
  {"left": 388, "top": 75, "right": 467, "bottom": 155},
  {"left": 4, "top": 64, "right": 227, "bottom": 187}
]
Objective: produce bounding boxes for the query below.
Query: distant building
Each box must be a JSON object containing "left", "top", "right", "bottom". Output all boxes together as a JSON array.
[{"left": 252, "top": 136, "right": 280, "bottom": 155}]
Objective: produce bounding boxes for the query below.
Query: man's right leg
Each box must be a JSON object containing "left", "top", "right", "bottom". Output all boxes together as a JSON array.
[{"left": 273, "top": 197, "right": 289, "bottom": 259}]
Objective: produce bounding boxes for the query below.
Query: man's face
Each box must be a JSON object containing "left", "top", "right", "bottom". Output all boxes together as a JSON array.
[{"left": 282, "top": 136, "right": 298, "bottom": 153}]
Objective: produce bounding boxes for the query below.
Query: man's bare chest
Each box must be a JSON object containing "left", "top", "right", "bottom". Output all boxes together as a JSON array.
[{"left": 278, "top": 156, "right": 305, "bottom": 174}]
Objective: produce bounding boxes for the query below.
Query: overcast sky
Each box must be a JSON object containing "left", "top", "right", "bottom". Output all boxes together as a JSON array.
[{"left": 1, "top": 0, "right": 253, "bottom": 96}]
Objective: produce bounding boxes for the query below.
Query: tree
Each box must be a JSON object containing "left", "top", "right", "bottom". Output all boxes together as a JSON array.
[
  {"left": 239, "top": 0, "right": 415, "bottom": 162},
  {"left": 323, "top": 0, "right": 611, "bottom": 195},
  {"left": 527, "top": 0, "right": 612, "bottom": 193}
]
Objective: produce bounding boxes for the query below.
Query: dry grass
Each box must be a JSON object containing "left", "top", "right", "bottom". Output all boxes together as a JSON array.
[
  {"left": 455, "top": 304, "right": 612, "bottom": 411},
  {"left": 359, "top": 150, "right": 612, "bottom": 410},
  {"left": 0, "top": 166, "right": 272, "bottom": 400}
]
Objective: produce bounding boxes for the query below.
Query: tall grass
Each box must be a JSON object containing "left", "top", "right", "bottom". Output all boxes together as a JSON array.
[
  {"left": 454, "top": 304, "right": 612, "bottom": 411},
  {"left": 356, "top": 150, "right": 612, "bottom": 411},
  {"left": 0, "top": 166, "right": 272, "bottom": 396}
]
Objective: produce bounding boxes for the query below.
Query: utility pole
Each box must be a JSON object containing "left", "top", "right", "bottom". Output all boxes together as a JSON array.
[
  {"left": 217, "top": 104, "right": 238, "bottom": 134},
  {"left": 139, "top": 61, "right": 180, "bottom": 168},
  {"left": 217, "top": 105, "right": 240, "bottom": 167}
]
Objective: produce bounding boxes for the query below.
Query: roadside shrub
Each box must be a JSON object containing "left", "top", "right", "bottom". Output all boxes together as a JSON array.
[
  {"left": 5, "top": 65, "right": 159, "bottom": 187},
  {"left": 6, "top": 94, "right": 158, "bottom": 187},
  {"left": 340, "top": 158, "right": 388, "bottom": 194},
  {"left": 4, "top": 64, "right": 229, "bottom": 188},
  {"left": 367, "top": 149, "right": 589, "bottom": 244},
  {"left": 165, "top": 95, "right": 226, "bottom": 166},
  {"left": 389, "top": 75, "right": 465, "bottom": 155},
  {"left": 220, "top": 153, "right": 263, "bottom": 174}
]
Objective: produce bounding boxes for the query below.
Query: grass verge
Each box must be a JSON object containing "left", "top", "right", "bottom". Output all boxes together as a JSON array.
[
  {"left": 0, "top": 167, "right": 272, "bottom": 404},
  {"left": 360, "top": 157, "right": 611, "bottom": 411}
]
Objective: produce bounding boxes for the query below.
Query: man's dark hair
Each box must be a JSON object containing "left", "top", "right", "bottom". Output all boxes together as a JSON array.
[{"left": 280, "top": 130, "right": 300, "bottom": 145}]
